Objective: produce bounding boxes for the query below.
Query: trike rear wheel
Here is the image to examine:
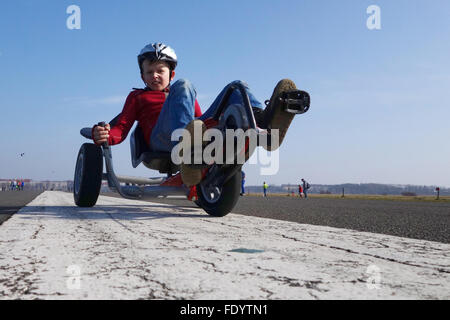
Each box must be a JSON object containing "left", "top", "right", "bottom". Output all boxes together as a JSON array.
[{"left": 196, "top": 170, "right": 241, "bottom": 217}]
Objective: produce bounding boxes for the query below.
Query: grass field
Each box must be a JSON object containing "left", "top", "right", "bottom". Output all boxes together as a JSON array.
[{"left": 245, "top": 192, "right": 450, "bottom": 203}]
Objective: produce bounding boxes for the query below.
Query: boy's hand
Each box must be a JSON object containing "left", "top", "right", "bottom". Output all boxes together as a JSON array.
[{"left": 93, "top": 123, "right": 110, "bottom": 145}]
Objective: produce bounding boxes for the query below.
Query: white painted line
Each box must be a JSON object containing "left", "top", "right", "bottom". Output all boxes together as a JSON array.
[{"left": 0, "top": 191, "right": 448, "bottom": 299}]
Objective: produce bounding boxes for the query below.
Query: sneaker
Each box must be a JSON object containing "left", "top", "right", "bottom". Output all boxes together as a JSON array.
[
  {"left": 180, "top": 119, "right": 206, "bottom": 187},
  {"left": 261, "top": 79, "right": 298, "bottom": 151}
]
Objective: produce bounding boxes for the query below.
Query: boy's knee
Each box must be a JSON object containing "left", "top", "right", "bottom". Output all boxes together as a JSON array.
[
  {"left": 172, "top": 78, "right": 195, "bottom": 93},
  {"left": 230, "top": 80, "right": 248, "bottom": 87}
]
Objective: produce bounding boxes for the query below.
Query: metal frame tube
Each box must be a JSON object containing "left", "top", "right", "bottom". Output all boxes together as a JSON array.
[
  {"left": 212, "top": 83, "right": 257, "bottom": 130},
  {"left": 101, "top": 144, "right": 188, "bottom": 200},
  {"left": 102, "top": 173, "right": 164, "bottom": 186}
]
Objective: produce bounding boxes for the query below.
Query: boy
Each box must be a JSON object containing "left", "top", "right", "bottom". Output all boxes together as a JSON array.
[
  {"left": 299, "top": 184, "right": 303, "bottom": 198},
  {"left": 93, "top": 42, "right": 303, "bottom": 186}
]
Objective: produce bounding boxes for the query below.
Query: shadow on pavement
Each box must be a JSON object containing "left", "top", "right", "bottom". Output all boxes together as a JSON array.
[
  {"left": 9, "top": 203, "right": 212, "bottom": 222},
  {"left": 0, "top": 191, "right": 44, "bottom": 225}
]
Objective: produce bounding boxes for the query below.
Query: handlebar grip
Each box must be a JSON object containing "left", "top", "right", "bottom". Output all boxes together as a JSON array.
[{"left": 96, "top": 121, "right": 109, "bottom": 148}]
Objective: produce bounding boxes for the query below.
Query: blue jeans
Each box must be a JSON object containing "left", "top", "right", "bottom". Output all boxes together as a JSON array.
[{"left": 150, "top": 79, "right": 263, "bottom": 152}]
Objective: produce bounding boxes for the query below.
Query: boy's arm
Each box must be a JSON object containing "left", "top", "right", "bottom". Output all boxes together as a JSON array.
[
  {"left": 107, "top": 92, "right": 139, "bottom": 145},
  {"left": 92, "top": 92, "right": 138, "bottom": 146}
]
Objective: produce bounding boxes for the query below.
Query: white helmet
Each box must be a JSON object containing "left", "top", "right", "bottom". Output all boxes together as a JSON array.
[{"left": 138, "top": 42, "right": 177, "bottom": 72}]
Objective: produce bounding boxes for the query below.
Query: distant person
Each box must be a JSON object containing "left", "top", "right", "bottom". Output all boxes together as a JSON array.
[
  {"left": 298, "top": 184, "right": 303, "bottom": 198},
  {"left": 21, "top": 181, "right": 24, "bottom": 191},
  {"left": 240, "top": 171, "right": 246, "bottom": 196},
  {"left": 263, "top": 181, "right": 269, "bottom": 198},
  {"left": 301, "top": 178, "right": 311, "bottom": 198}
]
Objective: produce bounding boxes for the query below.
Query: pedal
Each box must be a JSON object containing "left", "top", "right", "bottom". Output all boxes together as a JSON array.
[{"left": 279, "top": 90, "right": 310, "bottom": 114}]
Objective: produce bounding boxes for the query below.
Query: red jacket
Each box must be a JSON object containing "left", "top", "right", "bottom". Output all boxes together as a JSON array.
[{"left": 105, "top": 88, "right": 202, "bottom": 147}]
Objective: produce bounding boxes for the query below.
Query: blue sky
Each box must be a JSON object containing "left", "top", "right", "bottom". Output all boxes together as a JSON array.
[{"left": 1, "top": 0, "right": 449, "bottom": 187}]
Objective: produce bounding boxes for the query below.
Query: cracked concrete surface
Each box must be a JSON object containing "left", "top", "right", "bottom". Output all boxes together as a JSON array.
[{"left": 0, "top": 191, "right": 449, "bottom": 299}]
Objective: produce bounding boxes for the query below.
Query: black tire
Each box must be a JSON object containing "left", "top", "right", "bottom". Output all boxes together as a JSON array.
[
  {"left": 73, "top": 143, "right": 103, "bottom": 207},
  {"left": 196, "top": 170, "right": 241, "bottom": 217},
  {"left": 193, "top": 200, "right": 202, "bottom": 208}
]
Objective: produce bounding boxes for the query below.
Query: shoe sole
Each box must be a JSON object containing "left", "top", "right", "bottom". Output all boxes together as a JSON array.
[
  {"left": 264, "top": 79, "right": 298, "bottom": 151},
  {"left": 180, "top": 120, "right": 206, "bottom": 187}
]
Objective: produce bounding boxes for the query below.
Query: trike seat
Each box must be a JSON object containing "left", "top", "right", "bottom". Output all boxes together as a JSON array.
[{"left": 130, "top": 124, "right": 179, "bottom": 175}]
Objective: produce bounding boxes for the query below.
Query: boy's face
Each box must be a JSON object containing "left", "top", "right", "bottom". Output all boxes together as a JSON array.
[{"left": 141, "top": 60, "right": 175, "bottom": 91}]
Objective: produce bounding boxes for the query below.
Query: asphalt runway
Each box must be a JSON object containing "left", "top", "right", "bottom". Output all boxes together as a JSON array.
[
  {"left": 1, "top": 190, "right": 449, "bottom": 244},
  {"left": 1, "top": 191, "right": 448, "bottom": 299},
  {"left": 0, "top": 191, "right": 43, "bottom": 225},
  {"left": 102, "top": 193, "right": 450, "bottom": 244}
]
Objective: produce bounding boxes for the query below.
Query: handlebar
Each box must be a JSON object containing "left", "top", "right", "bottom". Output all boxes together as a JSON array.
[{"left": 97, "top": 121, "right": 109, "bottom": 148}]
